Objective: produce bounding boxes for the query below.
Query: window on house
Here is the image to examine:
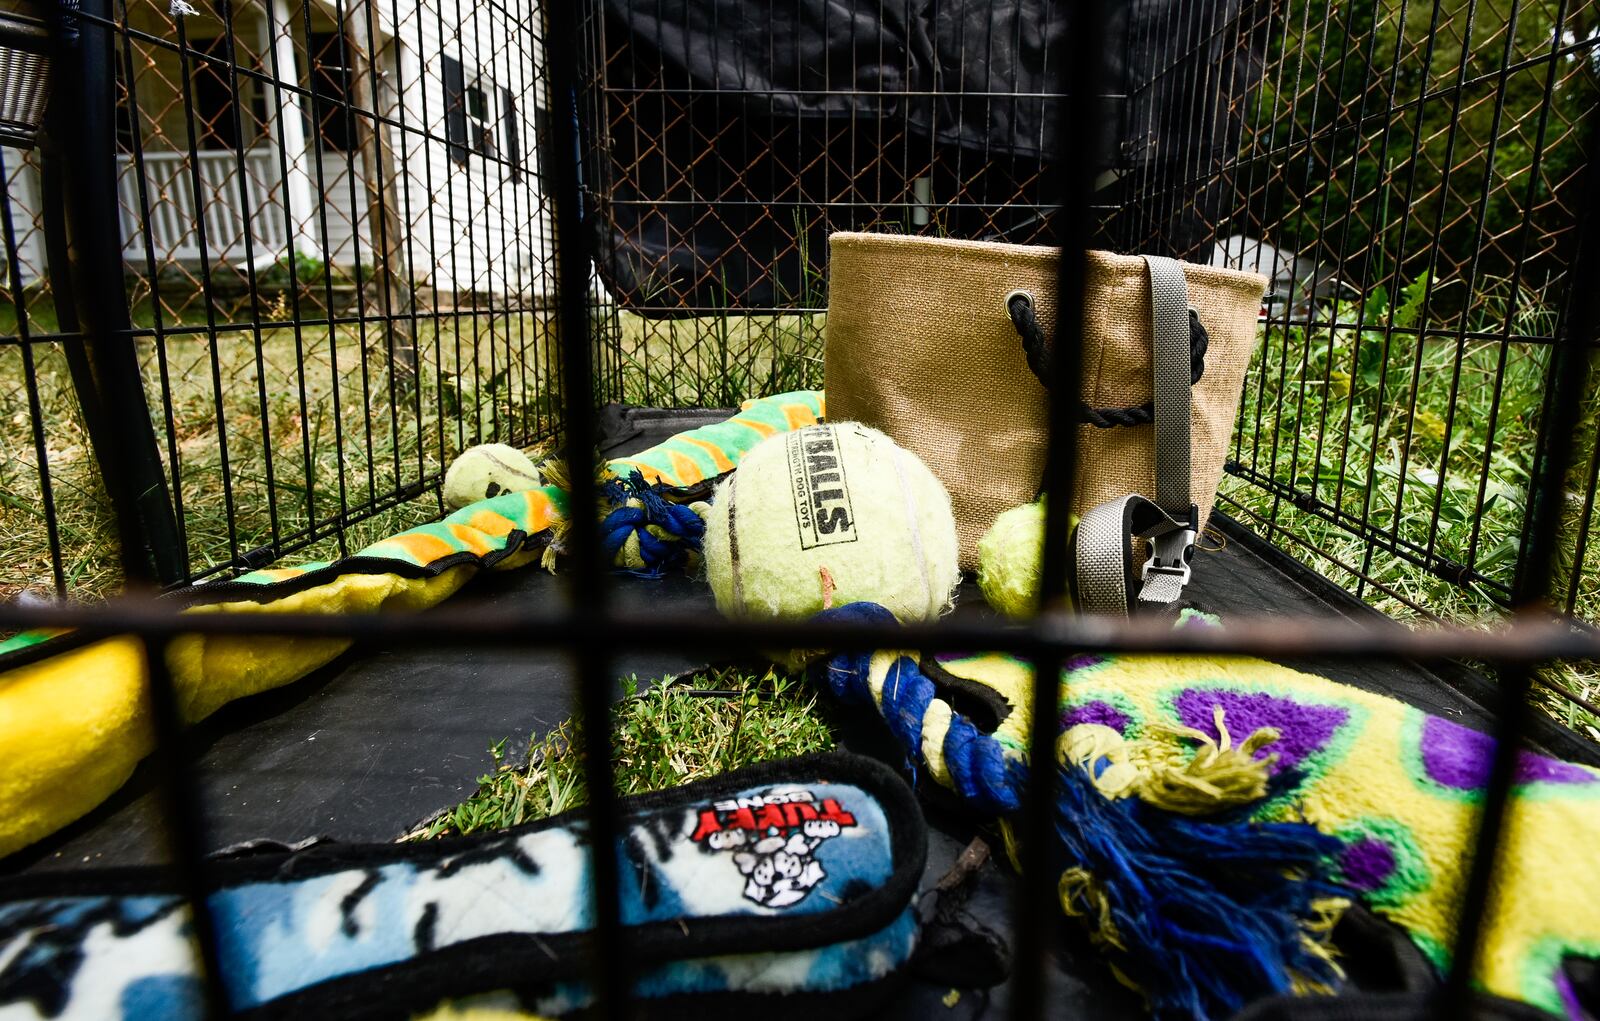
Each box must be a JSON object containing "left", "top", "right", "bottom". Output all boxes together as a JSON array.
[
  {"left": 441, "top": 53, "right": 522, "bottom": 179},
  {"left": 190, "top": 34, "right": 269, "bottom": 151},
  {"left": 442, "top": 54, "right": 468, "bottom": 164},
  {"left": 308, "top": 31, "right": 355, "bottom": 151},
  {"left": 465, "top": 80, "right": 494, "bottom": 158}
]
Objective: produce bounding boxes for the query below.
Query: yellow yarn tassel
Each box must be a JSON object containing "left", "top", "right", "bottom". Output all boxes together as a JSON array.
[
  {"left": 1136, "top": 705, "right": 1280, "bottom": 814},
  {"left": 537, "top": 455, "right": 575, "bottom": 573},
  {"left": 541, "top": 516, "right": 567, "bottom": 573},
  {"left": 1058, "top": 707, "right": 1280, "bottom": 815},
  {"left": 538, "top": 456, "right": 573, "bottom": 493},
  {"left": 1290, "top": 896, "right": 1351, "bottom": 995},
  {"left": 1059, "top": 866, "right": 1125, "bottom": 949}
]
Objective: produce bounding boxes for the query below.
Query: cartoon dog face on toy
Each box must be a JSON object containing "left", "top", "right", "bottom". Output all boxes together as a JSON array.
[{"left": 691, "top": 789, "right": 857, "bottom": 909}]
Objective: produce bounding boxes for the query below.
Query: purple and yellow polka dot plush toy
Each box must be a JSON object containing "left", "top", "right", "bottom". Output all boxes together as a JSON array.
[{"left": 810, "top": 603, "right": 1600, "bottom": 1019}]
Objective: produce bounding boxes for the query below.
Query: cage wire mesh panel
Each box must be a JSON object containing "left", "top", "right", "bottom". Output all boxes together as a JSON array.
[
  {"left": 578, "top": 0, "right": 1135, "bottom": 409},
  {"left": 1110, "top": 0, "right": 1600, "bottom": 625},
  {"left": 0, "top": 0, "right": 567, "bottom": 601},
  {"left": 583, "top": 0, "right": 1600, "bottom": 712},
  {"left": 0, "top": 12, "right": 65, "bottom": 600},
  {"left": 1, "top": 0, "right": 1600, "bottom": 1018}
]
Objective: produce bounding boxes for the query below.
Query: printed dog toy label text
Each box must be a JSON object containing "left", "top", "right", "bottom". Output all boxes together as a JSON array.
[
  {"left": 691, "top": 788, "right": 858, "bottom": 909},
  {"left": 787, "top": 427, "right": 857, "bottom": 549}
]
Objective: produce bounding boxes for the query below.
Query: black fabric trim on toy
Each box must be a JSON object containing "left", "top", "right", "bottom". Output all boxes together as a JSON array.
[
  {"left": 176, "top": 539, "right": 539, "bottom": 606},
  {"left": 1326, "top": 904, "right": 1439, "bottom": 996},
  {"left": 0, "top": 752, "right": 927, "bottom": 1021},
  {"left": 652, "top": 470, "right": 730, "bottom": 504},
  {"left": 1563, "top": 956, "right": 1599, "bottom": 1019},
  {"left": 1061, "top": 494, "right": 1143, "bottom": 613},
  {"left": 919, "top": 654, "right": 1016, "bottom": 734},
  {"left": 510, "top": 963, "right": 915, "bottom": 1021},
  {"left": 0, "top": 626, "right": 105, "bottom": 671}
]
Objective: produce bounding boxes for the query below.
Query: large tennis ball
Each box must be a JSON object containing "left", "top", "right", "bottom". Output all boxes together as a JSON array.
[
  {"left": 444, "top": 443, "right": 543, "bottom": 509},
  {"left": 703, "top": 422, "right": 960, "bottom": 627}
]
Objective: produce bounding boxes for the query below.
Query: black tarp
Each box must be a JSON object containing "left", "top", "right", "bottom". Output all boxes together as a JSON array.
[{"left": 585, "top": 0, "right": 1264, "bottom": 312}]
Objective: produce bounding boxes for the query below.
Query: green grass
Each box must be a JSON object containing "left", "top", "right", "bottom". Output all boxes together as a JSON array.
[
  {"left": 0, "top": 293, "right": 559, "bottom": 600},
  {"left": 402, "top": 665, "right": 837, "bottom": 841},
  {"left": 0, "top": 282, "right": 827, "bottom": 601},
  {"left": 601, "top": 213, "right": 828, "bottom": 409},
  {"left": 607, "top": 308, "right": 825, "bottom": 409},
  {"left": 1218, "top": 274, "right": 1600, "bottom": 736}
]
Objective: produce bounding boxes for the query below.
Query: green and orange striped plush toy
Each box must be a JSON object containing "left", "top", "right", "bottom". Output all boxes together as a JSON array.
[{"left": 0, "top": 391, "right": 823, "bottom": 859}]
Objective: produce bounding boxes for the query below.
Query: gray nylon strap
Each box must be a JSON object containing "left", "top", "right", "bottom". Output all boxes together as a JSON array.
[
  {"left": 1138, "top": 573, "right": 1187, "bottom": 606},
  {"left": 1143, "top": 255, "right": 1192, "bottom": 515},
  {"left": 1072, "top": 496, "right": 1133, "bottom": 614},
  {"left": 1068, "top": 257, "right": 1198, "bottom": 615}
]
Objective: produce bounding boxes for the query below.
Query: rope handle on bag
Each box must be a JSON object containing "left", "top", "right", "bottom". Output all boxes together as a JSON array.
[{"left": 1004, "top": 289, "right": 1209, "bottom": 429}]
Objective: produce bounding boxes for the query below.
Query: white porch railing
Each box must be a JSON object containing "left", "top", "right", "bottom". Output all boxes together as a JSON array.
[{"left": 117, "top": 148, "right": 289, "bottom": 267}]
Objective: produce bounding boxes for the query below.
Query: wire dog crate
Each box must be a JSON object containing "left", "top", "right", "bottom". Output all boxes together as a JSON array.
[
  {"left": 0, "top": 0, "right": 1599, "bottom": 1017},
  {"left": 1, "top": 0, "right": 557, "bottom": 597},
  {"left": 581, "top": 0, "right": 1600, "bottom": 621}
]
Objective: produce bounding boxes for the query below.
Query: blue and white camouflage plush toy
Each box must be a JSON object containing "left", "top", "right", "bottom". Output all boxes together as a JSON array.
[{"left": 0, "top": 753, "right": 925, "bottom": 1021}]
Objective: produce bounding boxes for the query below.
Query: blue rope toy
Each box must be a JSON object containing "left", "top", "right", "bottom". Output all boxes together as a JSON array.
[
  {"left": 598, "top": 471, "right": 708, "bottom": 577},
  {"left": 806, "top": 601, "right": 1350, "bottom": 1020}
]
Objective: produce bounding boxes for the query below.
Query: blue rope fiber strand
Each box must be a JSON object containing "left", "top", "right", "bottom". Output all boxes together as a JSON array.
[
  {"left": 1052, "top": 765, "right": 1347, "bottom": 1019},
  {"left": 806, "top": 601, "right": 1350, "bottom": 1020},
  {"left": 598, "top": 472, "right": 706, "bottom": 577}
]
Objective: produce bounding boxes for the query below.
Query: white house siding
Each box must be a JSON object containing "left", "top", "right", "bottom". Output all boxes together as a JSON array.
[
  {"left": 361, "top": 0, "right": 554, "bottom": 299},
  {"left": 0, "top": 151, "right": 44, "bottom": 290},
  {"left": 1, "top": 0, "right": 554, "bottom": 300}
]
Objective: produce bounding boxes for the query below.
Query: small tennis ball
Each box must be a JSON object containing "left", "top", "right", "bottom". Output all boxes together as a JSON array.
[
  {"left": 977, "top": 501, "right": 1045, "bottom": 618},
  {"left": 703, "top": 422, "right": 960, "bottom": 632},
  {"left": 444, "top": 443, "right": 543, "bottom": 509}
]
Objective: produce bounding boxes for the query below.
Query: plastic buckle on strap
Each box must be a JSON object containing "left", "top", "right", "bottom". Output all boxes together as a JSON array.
[{"left": 1141, "top": 505, "right": 1198, "bottom": 590}]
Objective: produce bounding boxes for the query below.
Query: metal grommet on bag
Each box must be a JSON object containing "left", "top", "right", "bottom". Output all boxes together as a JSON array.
[{"left": 1005, "top": 289, "right": 1051, "bottom": 391}]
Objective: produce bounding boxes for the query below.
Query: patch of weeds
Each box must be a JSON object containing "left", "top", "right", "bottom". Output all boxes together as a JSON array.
[
  {"left": 607, "top": 211, "right": 826, "bottom": 409},
  {"left": 1, "top": 313, "right": 555, "bottom": 600},
  {"left": 1223, "top": 272, "right": 1600, "bottom": 733},
  {"left": 403, "top": 664, "right": 836, "bottom": 841}
]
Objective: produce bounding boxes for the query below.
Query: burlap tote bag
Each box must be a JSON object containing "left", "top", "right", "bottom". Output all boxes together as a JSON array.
[{"left": 824, "top": 232, "right": 1266, "bottom": 599}]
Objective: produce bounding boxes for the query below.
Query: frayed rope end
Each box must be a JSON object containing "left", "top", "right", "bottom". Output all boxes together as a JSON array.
[
  {"left": 1046, "top": 725, "right": 1349, "bottom": 1020},
  {"left": 598, "top": 471, "right": 708, "bottom": 577}
]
